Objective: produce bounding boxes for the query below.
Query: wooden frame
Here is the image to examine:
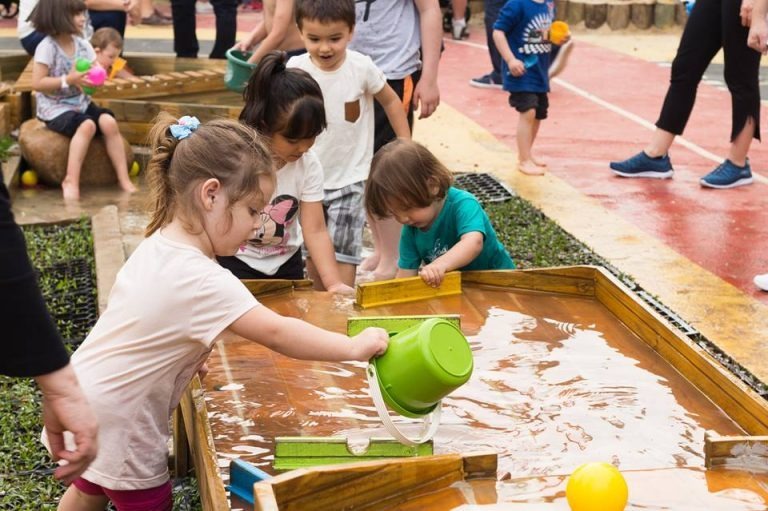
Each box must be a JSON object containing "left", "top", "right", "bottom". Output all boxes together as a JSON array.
[{"left": 175, "top": 266, "right": 768, "bottom": 509}]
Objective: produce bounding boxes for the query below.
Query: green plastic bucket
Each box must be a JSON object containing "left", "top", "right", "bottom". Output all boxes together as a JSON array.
[
  {"left": 224, "top": 49, "right": 257, "bottom": 92},
  {"left": 372, "top": 318, "right": 473, "bottom": 419}
]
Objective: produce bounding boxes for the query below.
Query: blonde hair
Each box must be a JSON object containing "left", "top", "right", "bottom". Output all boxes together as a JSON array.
[
  {"left": 91, "top": 27, "right": 123, "bottom": 51},
  {"left": 145, "top": 113, "right": 275, "bottom": 236},
  {"left": 365, "top": 140, "right": 454, "bottom": 219}
]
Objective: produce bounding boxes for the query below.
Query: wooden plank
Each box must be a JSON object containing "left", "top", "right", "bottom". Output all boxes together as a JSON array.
[
  {"left": 273, "top": 437, "right": 434, "bottom": 471},
  {"left": 0, "top": 103, "right": 9, "bottom": 137},
  {"left": 241, "top": 279, "right": 314, "bottom": 297},
  {"left": 178, "top": 376, "right": 229, "bottom": 510},
  {"left": 0, "top": 54, "right": 33, "bottom": 82},
  {"left": 121, "top": 54, "right": 226, "bottom": 75},
  {"left": 172, "top": 408, "right": 190, "bottom": 477},
  {"left": 704, "top": 431, "right": 768, "bottom": 470},
  {"left": 257, "top": 454, "right": 470, "bottom": 511},
  {"left": 462, "top": 451, "right": 498, "bottom": 479},
  {"left": 347, "top": 314, "right": 461, "bottom": 336},
  {"left": 461, "top": 267, "right": 596, "bottom": 296},
  {"left": 594, "top": 271, "right": 768, "bottom": 435},
  {"left": 12, "top": 58, "right": 35, "bottom": 92},
  {"left": 356, "top": 272, "right": 462, "bottom": 309}
]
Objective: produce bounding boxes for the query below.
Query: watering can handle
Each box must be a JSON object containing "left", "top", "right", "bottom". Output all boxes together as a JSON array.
[{"left": 367, "top": 363, "right": 441, "bottom": 446}]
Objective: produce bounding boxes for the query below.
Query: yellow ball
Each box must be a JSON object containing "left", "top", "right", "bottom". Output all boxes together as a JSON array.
[
  {"left": 566, "top": 462, "right": 628, "bottom": 511},
  {"left": 129, "top": 161, "right": 140, "bottom": 177},
  {"left": 21, "top": 170, "right": 38, "bottom": 187}
]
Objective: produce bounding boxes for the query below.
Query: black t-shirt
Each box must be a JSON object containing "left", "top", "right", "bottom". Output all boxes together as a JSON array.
[{"left": 0, "top": 182, "right": 69, "bottom": 377}]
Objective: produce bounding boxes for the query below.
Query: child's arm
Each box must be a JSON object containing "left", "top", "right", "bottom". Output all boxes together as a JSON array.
[
  {"left": 300, "top": 201, "right": 354, "bottom": 294},
  {"left": 492, "top": 29, "right": 525, "bottom": 77},
  {"left": 246, "top": 0, "right": 297, "bottom": 64},
  {"left": 396, "top": 268, "right": 418, "bottom": 279},
  {"left": 374, "top": 84, "right": 412, "bottom": 139},
  {"left": 413, "top": 0, "right": 442, "bottom": 119},
  {"left": 32, "top": 62, "right": 88, "bottom": 93},
  {"left": 230, "top": 306, "right": 389, "bottom": 362},
  {"left": 419, "top": 231, "right": 483, "bottom": 287}
]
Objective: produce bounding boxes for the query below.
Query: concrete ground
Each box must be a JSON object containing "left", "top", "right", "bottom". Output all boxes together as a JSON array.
[{"left": 1, "top": 10, "right": 768, "bottom": 390}]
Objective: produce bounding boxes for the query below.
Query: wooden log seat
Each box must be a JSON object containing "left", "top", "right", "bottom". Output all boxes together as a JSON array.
[
  {"left": 584, "top": 1, "right": 608, "bottom": 28},
  {"left": 607, "top": 1, "right": 632, "bottom": 29},
  {"left": 18, "top": 118, "right": 133, "bottom": 186},
  {"left": 631, "top": 0, "right": 656, "bottom": 29},
  {"left": 654, "top": 0, "right": 677, "bottom": 28}
]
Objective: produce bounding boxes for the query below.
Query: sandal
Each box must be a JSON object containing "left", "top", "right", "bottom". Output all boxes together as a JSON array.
[
  {"left": 141, "top": 12, "right": 172, "bottom": 25},
  {"left": 2, "top": 2, "right": 18, "bottom": 18}
]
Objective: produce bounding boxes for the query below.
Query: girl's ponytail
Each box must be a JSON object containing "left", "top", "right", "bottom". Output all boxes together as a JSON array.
[
  {"left": 239, "top": 51, "right": 326, "bottom": 140},
  {"left": 145, "top": 112, "right": 181, "bottom": 236}
]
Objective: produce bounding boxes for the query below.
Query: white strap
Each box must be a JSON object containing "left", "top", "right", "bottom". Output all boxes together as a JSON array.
[{"left": 367, "top": 363, "right": 441, "bottom": 446}]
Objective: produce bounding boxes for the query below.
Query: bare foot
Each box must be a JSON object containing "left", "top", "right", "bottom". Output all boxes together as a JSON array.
[
  {"left": 120, "top": 181, "right": 138, "bottom": 193},
  {"left": 359, "top": 254, "right": 380, "bottom": 272},
  {"left": 518, "top": 159, "right": 546, "bottom": 176},
  {"left": 530, "top": 155, "right": 548, "bottom": 168},
  {"left": 61, "top": 180, "right": 80, "bottom": 201}
]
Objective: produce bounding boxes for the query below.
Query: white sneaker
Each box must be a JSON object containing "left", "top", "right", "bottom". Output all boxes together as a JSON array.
[
  {"left": 755, "top": 273, "right": 768, "bottom": 291},
  {"left": 452, "top": 19, "right": 467, "bottom": 40}
]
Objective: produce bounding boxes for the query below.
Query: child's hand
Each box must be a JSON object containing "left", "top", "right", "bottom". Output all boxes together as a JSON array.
[
  {"left": 507, "top": 58, "right": 526, "bottom": 77},
  {"left": 65, "top": 69, "right": 88, "bottom": 89},
  {"left": 233, "top": 38, "right": 254, "bottom": 52},
  {"left": 349, "top": 327, "right": 389, "bottom": 361},
  {"left": 327, "top": 282, "right": 355, "bottom": 295},
  {"left": 419, "top": 262, "right": 447, "bottom": 288}
]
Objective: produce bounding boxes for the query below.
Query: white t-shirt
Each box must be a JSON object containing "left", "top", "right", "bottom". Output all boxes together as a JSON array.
[
  {"left": 235, "top": 149, "right": 325, "bottom": 275},
  {"left": 288, "top": 50, "right": 386, "bottom": 189},
  {"left": 34, "top": 35, "right": 94, "bottom": 121},
  {"left": 60, "top": 232, "right": 259, "bottom": 490}
]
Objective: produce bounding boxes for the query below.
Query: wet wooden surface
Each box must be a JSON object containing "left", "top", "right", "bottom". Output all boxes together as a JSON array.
[{"left": 200, "top": 282, "right": 768, "bottom": 508}]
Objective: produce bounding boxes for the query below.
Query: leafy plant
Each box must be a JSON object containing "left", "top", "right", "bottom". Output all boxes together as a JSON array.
[{"left": 0, "top": 135, "right": 13, "bottom": 163}]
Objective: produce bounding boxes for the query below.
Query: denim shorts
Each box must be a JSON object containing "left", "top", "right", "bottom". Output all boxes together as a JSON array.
[
  {"left": 313, "top": 181, "right": 366, "bottom": 265},
  {"left": 508, "top": 91, "right": 549, "bottom": 120}
]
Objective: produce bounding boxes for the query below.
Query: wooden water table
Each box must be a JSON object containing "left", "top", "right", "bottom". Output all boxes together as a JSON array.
[
  {"left": 0, "top": 53, "right": 243, "bottom": 143},
  {"left": 173, "top": 267, "right": 768, "bottom": 510}
]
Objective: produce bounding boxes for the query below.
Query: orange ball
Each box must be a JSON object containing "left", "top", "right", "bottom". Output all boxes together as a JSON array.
[
  {"left": 550, "top": 21, "right": 570, "bottom": 46},
  {"left": 566, "top": 462, "right": 628, "bottom": 511}
]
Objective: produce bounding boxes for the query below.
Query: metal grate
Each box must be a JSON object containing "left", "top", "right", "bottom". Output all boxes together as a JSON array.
[{"left": 454, "top": 173, "right": 515, "bottom": 204}]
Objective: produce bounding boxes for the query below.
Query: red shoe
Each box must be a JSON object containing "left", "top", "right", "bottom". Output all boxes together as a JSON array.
[{"left": 243, "top": 0, "right": 262, "bottom": 11}]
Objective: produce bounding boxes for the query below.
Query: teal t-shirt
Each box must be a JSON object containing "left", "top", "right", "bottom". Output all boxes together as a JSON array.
[{"left": 398, "top": 187, "right": 516, "bottom": 271}]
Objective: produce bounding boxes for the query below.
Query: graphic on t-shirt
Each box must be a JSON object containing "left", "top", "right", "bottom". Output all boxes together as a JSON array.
[
  {"left": 249, "top": 194, "right": 299, "bottom": 249},
  {"left": 518, "top": 13, "right": 552, "bottom": 57},
  {"left": 425, "top": 238, "right": 449, "bottom": 263},
  {"left": 356, "top": 0, "right": 377, "bottom": 21}
]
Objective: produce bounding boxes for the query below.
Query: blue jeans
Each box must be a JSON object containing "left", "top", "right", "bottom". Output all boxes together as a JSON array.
[
  {"left": 88, "top": 10, "right": 127, "bottom": 38},
  {"left": 20, "top": 31, "right": 45, "bottom": 56},
  {"left": 484, "top": 0, "right": 506, "bottom": 81}
]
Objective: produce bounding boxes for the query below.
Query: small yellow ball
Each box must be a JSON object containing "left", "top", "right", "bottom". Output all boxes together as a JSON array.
[
  {"left": 21, "top": 170, "right": 38, "bottom": 188},
  {"left": 129, "top": 161, "right": 140, "bottom": 177},
  {"left": 566, "top": 462, "right": 628, "bottom": 511}
]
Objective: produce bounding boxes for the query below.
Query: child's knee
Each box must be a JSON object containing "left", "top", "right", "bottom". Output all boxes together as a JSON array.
[
  {"left": 77, "top": 119, "right": 98, "bottom": 136},
  {"left": 98, "top": 115, "right": 118, "bottom": 134}
]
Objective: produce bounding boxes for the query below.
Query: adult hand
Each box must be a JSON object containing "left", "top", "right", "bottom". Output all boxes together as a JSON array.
[
  {"left": 413, "top": 77, "right": 440, "bottom": 119},
  {"left": 36, "top": 365, "right": 98, "bottom": 485},
  {"left": 741, "top": 0, "right": 754, "bottom": 26},
  {"left": 748, "top": 15, "right": 768, "bottom": 51}
]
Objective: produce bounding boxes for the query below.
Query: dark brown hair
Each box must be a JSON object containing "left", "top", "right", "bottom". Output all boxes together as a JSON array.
[
  {"left": 145, "top": 113, "right": 275, "bottom": 236},
  {"left": 91, "top": 27, "right": 123, "bottom": 51},
  {"left": 365, "top": 140, "right": 454, "bottom": 219},
  {"left": 30, "top": 0, "right": 87, "bottom": 37},
  {"left": 239, "top": 51, "right": 326, "bottom": 139},
  {"left": 295, "top": 0, "right": 355, "bottom": 30}
]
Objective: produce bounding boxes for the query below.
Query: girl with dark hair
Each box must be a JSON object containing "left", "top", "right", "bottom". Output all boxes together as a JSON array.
[
  {"left": 217, "top": 51, "right": 353, "bottom": 293},
  {"left": 29, "top": 0, "right": 136, "bottom": 200}
]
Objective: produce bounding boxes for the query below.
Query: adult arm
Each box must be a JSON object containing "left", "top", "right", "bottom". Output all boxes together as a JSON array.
[
  {"left": 374, "top": 83, "right": 412, "bottom": 139},
  {"left": 247, "top": 0, "right": 298, "bottom": 64},
  {"left": 37, "top": 365, "right": 99, "bottom": 485},
  {"left": 300, "top": 201, "right": 353, "bottom": 293},
  {"left": 413, "top": 0, "right": 442, "bottom": 118},
  {"left": 235, "top": 22, "right": 268, "bottom": 53}
]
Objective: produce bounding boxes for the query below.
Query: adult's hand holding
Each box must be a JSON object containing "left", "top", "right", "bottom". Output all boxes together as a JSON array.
[
  {"left": 37, "top": 365, "right": 98, "bottom": 485},
  {"left": 748, "top": 15, "right": 768, "bottom": 52},
  {"left": 413, "top": 77, "right": 440, "bottom": 119}
]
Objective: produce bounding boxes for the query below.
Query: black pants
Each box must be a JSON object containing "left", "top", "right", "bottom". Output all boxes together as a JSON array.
[
  {"left": 373, "top": 70, "right": 421, "bottom": 153},
  {"left": 217, "top": 249, "right": 305, "bottom": 280},
  {"left": 170, "top": 0, "right": 237, "bottom": 59},
  {"left": 656, "top": 0, "right": 760, "bottom": 141},
  {"left": 484, "top": 0, "right": 506, "bottom": 81}
]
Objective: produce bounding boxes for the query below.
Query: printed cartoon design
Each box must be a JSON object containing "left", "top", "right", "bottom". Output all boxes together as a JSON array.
[
  {"left": 248, "top": 194, "right": 300, "bottom": 249},
  {"left": 518, "top": 12, "right": 553, "bottom": 58},
  {"left": 425, "top": 238, "right": 449, "bottom": 263}
]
